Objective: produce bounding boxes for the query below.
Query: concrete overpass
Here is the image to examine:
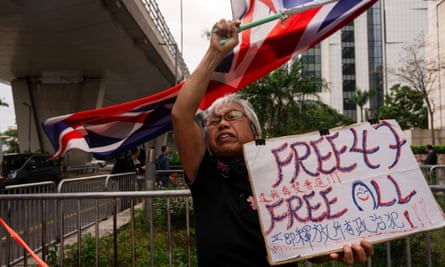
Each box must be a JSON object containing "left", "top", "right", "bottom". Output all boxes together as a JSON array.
[{"left": 0, "top": 0, "right": 188, "bottom": 158}]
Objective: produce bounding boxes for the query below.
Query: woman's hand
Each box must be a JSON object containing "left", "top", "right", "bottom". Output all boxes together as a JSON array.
[
  {"left": 310, "top": 240, "right": 374, "bottom": 265},
  {"left": 331, "top": 240, "right": 374, "bottom": 265},
  {"left": 208, "top": 19, "right": 241, "bottom": 60}
]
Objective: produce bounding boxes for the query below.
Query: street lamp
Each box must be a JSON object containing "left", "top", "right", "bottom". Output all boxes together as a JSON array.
[
  {"left": 159, "top": 42, "right": 179, "bottom": 84},
  {"left": 22, "top": 102, "right": 32, "bottom": 152}
]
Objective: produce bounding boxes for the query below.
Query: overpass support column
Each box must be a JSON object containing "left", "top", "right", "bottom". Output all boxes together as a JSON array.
[{"left": 11, "top": 77, "right": 105, "bottom": 155}]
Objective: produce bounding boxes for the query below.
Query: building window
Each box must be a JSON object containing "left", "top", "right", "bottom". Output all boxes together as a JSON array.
[
  {"left": 300, "top": 44, "right": 322, "bottom": 92},
  {"left": 343, "top": 80, "right": 356, "bottom": 92},
  {"left": 341, "top": 22, "right": 357, "bottom": 121},
  {"left": 367, "top": 2, "right": 383, "bottom": 110}
]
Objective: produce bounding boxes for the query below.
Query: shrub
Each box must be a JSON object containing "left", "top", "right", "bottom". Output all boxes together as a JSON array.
[
  {"left": 47, "top": 204, "right": 197, "bottom": 266},
  {"left": 153, "top": 196, "right": 194, "bottom": 229},
  {"left": 411, "top": 145, "right": 445, "bottom": 154},
  {"left": 169, "top": 150, "right": 181, "bottom": 165}
]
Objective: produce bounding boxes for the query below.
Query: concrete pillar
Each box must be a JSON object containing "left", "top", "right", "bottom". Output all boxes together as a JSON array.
[{"left": 11, "top": 77, "right": 104, "bottom": 156}]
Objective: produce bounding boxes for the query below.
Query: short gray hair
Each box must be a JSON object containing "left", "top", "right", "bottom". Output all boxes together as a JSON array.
[{"left": 203, "top": 94, "right": 262, "bottom": 138}]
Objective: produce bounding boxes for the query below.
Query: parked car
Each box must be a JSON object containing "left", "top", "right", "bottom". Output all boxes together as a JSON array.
[
  {"left": 0, "top": 153, "right": 61, "bottom": 187},
  {"left": 90, "top": 157, "right": 107, "bottom": 168}
]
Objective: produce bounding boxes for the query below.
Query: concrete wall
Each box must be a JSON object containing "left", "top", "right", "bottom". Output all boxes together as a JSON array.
[{"left": 404, "top": 128, "right": 445, "bottom": 146}]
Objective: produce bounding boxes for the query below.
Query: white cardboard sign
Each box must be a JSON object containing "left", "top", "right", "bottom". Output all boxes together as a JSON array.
[{"left": 243, "top": 120, "right": 445, "bottom": 265}]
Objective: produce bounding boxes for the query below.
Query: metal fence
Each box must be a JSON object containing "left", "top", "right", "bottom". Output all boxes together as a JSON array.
[
  {"left": 420, "top": 164, "right": 445, "bottom": 185},
  {"left": 1, "top": 170, "right": 445, "bottom": 267},
  {"left": 0, "top": 170, "right": 187, "bottom": 267}
]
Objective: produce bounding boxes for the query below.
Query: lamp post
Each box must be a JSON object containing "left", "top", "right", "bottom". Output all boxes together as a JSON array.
[
  {"left": 174, "top": 42, "right": 178, "bottom": 84},
  {"left": 22, "top": 102, "right": 32, "bottom": 152},
  {"left": 179, "top": 0, "right": 183, "bottom": 83},
  {"left": 159, "top": 42, "right": 179, "bottom": 84}
]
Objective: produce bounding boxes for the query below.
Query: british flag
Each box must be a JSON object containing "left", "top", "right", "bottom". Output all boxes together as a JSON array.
[{"left": 43, "top": 0, "right": 377, "bottom": 159}]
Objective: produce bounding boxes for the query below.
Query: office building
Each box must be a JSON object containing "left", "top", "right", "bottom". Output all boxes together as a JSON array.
[
  {"left": 426, "top": 0, "right": 445, "bottom": 129},
  {"left": 301, "top": 0, "right": 428, "bottom": 122}
]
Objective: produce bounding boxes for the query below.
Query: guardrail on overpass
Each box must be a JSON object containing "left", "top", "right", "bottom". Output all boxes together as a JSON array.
[{"left": 142, "top": 0, "right": 189, "bottom": 78}]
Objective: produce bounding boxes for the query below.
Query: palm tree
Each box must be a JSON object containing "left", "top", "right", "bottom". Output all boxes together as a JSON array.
[
  {"left": 239, "top": 61, "right": 352, "bottom": 137},
  {"left": 345, "top": 88, "right": 376, "bottom": 122}
]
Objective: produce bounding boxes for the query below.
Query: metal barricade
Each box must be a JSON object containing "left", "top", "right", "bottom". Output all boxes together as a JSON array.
[
  {"left": 105, "top": 172, "right": 139, "bottom": 210},
  {"left": 420, "top": 164, "right": 445, "bottom": 185},
  {"left": 57, "top": 175, "right": 112, "bottom": 237},
  {"left": 0, "top": 182, "right": 57, "bottom": 266},
  {"left": 1, "top": 177, "right": 445, "bottom": 267},
  {"left": 155, "top": 169, "right": 186, "bottom": 188},
  {"left": 0, "top": 190, "right": 193, "bottom": 267}
]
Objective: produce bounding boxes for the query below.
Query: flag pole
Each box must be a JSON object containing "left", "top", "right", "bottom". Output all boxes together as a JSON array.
[{"left": 219, "top": 0, "right": 338, "bottom": 45}]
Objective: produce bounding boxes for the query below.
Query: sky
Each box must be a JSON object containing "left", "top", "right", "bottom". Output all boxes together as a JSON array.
[{"left": 0, "top": 0, "right": 233, "bottom": 132}]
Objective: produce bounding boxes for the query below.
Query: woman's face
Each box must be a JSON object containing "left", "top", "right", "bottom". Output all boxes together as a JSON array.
[{"left": 206, "top": 103, "right": 255, "bottom": 159}]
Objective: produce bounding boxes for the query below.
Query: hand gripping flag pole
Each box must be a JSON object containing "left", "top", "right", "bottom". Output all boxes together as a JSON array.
[
  {"left": 218, "top": 0, "right": 339, "bottom": 45},
  {"left": 0, "top": 217, "right": 49, "bottom": 267}
]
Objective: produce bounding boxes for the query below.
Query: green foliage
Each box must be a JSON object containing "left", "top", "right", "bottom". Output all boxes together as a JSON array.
[
  {"left": 45, "top": 244, "right": 59, "bottom": 267},
  {"left": 295, "top": 100, "right": 353, "bottom": 134},
  {"left": 393, "top": 36, "right": 436, "bottom": 119},
  {"left": 63, "top": 233, "right": 104, "bottom": 266},
  {"left": 0, "top": 128, "right": 19, "bottom": 154},
  {"left": 344, "top": 88, "right": 376, "bottom": 122},
  {"left": 411, "top": 145, "right": 445, "bottom": 154},
  {"left": 48, "top": 203, "right": 196, "bottom": 266},
  {"left": 153, "top": 196, "right": 194, "bottom": 229},
  {"left": 169, "top": 149, "right": 181, "bottom": 165},
  {"left": 45, "top": 201, "right": 445, "bottom": 267},
  {"left": 239, "top": 61, "right": 352, "bottom": 137},
  {"left": 378, "top": 84, "right": 427, "bottom": 130},
  {"left": 411, "top": 145, "right": 427, "bottom": 154},
  {"left": 434, "top": 146, "right": 445, "bottom": 154},
  {"left": 371, "top": 230, "right": 445, "bottom": 267},
  {"left": 310, "top": 228, "right": 445, "bottom": 267}
]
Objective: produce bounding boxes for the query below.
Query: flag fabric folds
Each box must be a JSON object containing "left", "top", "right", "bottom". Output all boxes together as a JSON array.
[{"left": 43, "top": 0, "right": 378, "bottom": 158}]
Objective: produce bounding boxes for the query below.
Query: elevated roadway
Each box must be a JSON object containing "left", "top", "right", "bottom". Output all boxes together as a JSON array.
[{"left": 0, "top": 0, "right": 188, "bottom": 157}]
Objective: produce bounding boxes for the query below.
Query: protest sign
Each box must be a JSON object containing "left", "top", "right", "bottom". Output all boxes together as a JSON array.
[{"left": 243, "top": 120, "right": 445, "bottom": 265}]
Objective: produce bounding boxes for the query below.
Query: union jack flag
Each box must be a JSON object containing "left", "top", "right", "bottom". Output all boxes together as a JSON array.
[{"left": 43, "top": 0, "right": 377, "bottom": 159}]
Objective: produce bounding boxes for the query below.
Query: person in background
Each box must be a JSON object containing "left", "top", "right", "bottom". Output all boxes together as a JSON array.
[
  {"left": 112, "top": 147, "right": 146, "bottom": 175},
  {"left": 423, "top": 144, "right": 438, "bottom": 184},
  {"left": 424, "top": 144, "right": 438, "bottom": 165},
  {"left": 156, "top": 145, "right": 171, "bottom": 187},
  {"left": 171, "top": 19, "right": 374, "bottom": 267},
  {"left": 112, "top": 147, "right": 146, "bottom": 189}
]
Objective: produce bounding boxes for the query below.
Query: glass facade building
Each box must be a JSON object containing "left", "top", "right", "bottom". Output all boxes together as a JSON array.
[
  {"left": 301, "top": 0, "right": 428, "bottom": 122},
  {"left": 367, "top": 1, "right": 383, "bottom": 116}
]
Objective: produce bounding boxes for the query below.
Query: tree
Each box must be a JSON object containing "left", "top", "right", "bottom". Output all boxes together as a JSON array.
[
  {"left": 344, "top": 88, "right": 376, "bottom": 122},
  {"left": 391, "top": 35, "right": 440, "bottom": 144},
  {"left": 1, "top": 128, "right": 19, "bottom": 154},
  {"left": 378, "top": 84, "right": 427, "bottom": 130},
  {"left": 238, "top": 61, "right": 352, "bottom": 137}
]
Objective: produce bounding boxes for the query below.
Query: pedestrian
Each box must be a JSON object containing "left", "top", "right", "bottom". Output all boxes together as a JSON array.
[
  {"left": 424, "top": 144, "right": 438, "bottom": 165},
  {"left": 156, "top": 145, "right": 171, "bottom": 187},
  {"left": 112, "top": 147, "right": 146, "bottom": 175},
  {"left": 112, "top": 147, "right": 146, "bottom": 192},
  {"left": 171, "top": 19, "right": 374, "bottom": 267},
  {"left": 424, "top": 144, "right": 438, "bottom": 184}
]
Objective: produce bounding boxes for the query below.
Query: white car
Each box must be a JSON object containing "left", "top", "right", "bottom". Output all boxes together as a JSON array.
[{"left": 91, "top": 158, "right": 106, "bottom": 167}]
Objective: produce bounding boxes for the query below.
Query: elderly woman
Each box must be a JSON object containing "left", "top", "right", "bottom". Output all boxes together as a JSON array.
[{"left": 171, "top": 19, "right": 373, "bottom": 267}]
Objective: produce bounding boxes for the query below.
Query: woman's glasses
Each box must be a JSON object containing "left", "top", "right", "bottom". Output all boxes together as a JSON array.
[{"left": 207, "top": 109, "right": 246, "bottom": 127}]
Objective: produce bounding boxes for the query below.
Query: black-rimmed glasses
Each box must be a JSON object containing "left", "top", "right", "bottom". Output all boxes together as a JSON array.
[{"left": 207, "top": 109, "right": 246, "bottom": 127}]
